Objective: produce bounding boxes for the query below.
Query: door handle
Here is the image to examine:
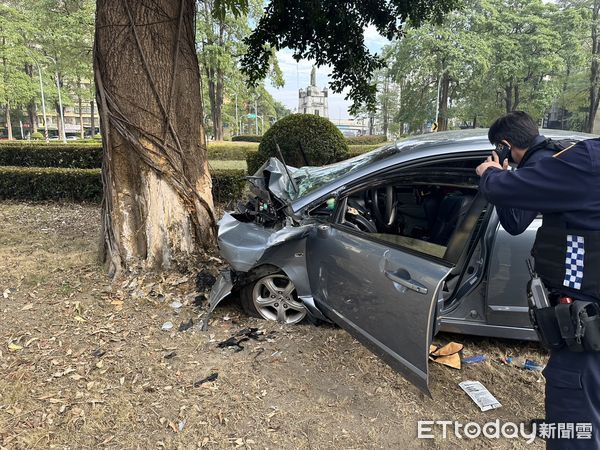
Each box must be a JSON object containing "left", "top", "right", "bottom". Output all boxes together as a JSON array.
[{"left": 384, "top": 270, "right": 428, "bottom": 294}]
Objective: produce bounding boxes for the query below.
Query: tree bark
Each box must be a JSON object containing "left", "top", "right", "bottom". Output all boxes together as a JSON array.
[
  {"left": 203, "top": 1, "right": 225, "bottom": 141},
  {"left": 24, "top": 64, "right": 39, "bottom": 133},
  {"left": 438, "top": 71, "right": 450, "bottom": 132},
  {"left": 55, "top": 102, "right": 64, "bottom": 141},
  {"left": 78, "top": 78, "right": 85, "bottom": 139},
  {"left": 90, "top": 100, "right": 95, "bottom": 136},
  {"left": 5, "top": 102, "right": 12, "bottom": 140},
  {"left": 27, "top": 101, "right": 38, "bottom": 133},
  {"left": 94, "top": 0, "right": 216, "bottom": 276},
  {"left": 78, "top": 96, "right": 84, "bottom": 139}
]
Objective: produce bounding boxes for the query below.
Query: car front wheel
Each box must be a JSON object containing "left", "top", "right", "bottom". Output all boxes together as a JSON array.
[{"left": 241, "top": 273, "right": 307, "bottom": 324}]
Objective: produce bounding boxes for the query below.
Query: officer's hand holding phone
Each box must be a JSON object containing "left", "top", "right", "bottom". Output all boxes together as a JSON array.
[{"left": 476, "top": 150, "right": 509, "bottom": 177}]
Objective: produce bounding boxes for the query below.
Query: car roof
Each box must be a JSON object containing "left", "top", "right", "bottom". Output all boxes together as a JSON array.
[{"left": 290, "top": 128, "right": 597, "bottom": 212}]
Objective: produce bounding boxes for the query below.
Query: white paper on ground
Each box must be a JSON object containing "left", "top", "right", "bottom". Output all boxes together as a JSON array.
[{"left": 459, "top": 380, "right": 502, "bottom": 412}]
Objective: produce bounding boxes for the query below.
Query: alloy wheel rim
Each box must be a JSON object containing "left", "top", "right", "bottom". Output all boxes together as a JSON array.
[{"left": 252, "top": 274, "right": 306, "bottom": 324}]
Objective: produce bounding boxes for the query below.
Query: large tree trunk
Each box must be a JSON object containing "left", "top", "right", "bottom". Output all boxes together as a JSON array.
[
  {"left": 438, "top": 71, "right": 450, "bottom": 132},
  {"left": 5, "top": 102, "right": 12, "bottom": 140},
  {"left": 78, "top": 97, "right": 85, "bottom": 139},
  {"left": 55, "top": 102, "right": 64, "bottom": 141},
  {"left": 27, "top": 100, "right": 38, "bottom": 133},
  {"left": 94, "top": 0, "right": 216, "bottom": 276},
  {"left": 90, "top": 100, "right": 95, "bottom": 136}
]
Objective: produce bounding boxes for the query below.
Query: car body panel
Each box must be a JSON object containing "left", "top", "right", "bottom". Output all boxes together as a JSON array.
[
  {"left": 208, "top": 128, "right": 596, "bottom": 393},
  {"left": 306, "top": 224, "right": 453, "bottom": 394}
]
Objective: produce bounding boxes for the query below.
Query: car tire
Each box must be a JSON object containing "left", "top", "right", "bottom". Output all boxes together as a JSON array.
[{"left": 240, "top": 270, "right": 307, "bottom": 324}]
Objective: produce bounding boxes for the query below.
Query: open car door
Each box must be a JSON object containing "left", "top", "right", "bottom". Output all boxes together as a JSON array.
[{"left": 306, "top": 186, "right": 486, "bottom": 395}]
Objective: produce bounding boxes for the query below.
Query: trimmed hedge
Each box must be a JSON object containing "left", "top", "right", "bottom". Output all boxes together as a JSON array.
[
  {"left": 345, "top": 135, "right": 387, "bottom": 145},
  {"left": 347, "top": 143, "right": 386, "bottom": 156},
  {"left": 246, "top": 143, "right": 385, "bottom": 173},
  {"left": 0, "top": 166, "right": 103, "bottom": 201},
  {"left": 246, "top": 152, "right": 264, "bottom": 176},
  {"left": 211, "top": 169, "right": 246, "bottom": 203},
  {"left": 208, "top": 142, "right": 258, "bottom": 160},
  {"left": 0, "top": 142, "right": 259, "bottom": 167},
  {"left": 232, "top": 135, "right": 262, "bottom": 142},
  {"left": 0, "top": 144, "right": 103, "bottom": 169},
  {"left": 0, "top": 166, "right": 246, "bottom": 203},
  {"left": 258, "top": 114, "right": 348, "bottom": 168}
]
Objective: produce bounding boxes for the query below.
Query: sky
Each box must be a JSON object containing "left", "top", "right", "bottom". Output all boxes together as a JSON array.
[{"left": 264, "top": 26, "right": 390, "bottom": 121}]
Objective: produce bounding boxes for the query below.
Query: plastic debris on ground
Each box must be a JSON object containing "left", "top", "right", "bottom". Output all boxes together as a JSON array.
[
  {"left": 459, "top": 380, "right": 502, "bottom": 411},
  {"left": 217, "top": 328, "right": 270, "bottom": 352},
  {"left": 503, "top": 356, "right": 545, "bottom": 371},
  {"left": 164, "top": 351, "right": 177, "bottom": 359},
  {"left": 429, "top": 342, "right": 463, "bottom": 369},
  {"left": 161, "top": 321, "right": 174, "bottom": 331},
  {"left": 178, "top": 318, "right": 194, "bottom": 332},
  {"left": 196, "top": 270, "right": 217, "bottom": 291},
  {"left": 169, "top": 300, "right": 183, "bottom": 309},
  {"left": 194, "top": 372, "right": 218, "bottom": 387},
  {"left": 463, "top": 354, "right": 487, "bottom": 364}
]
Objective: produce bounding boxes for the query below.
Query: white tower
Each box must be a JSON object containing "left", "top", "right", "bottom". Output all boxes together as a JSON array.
[{"left": 298, "top": 67, "right": 328, "bottom": 118}]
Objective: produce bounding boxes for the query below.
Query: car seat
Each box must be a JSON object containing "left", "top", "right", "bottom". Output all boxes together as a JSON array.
[{"left": 430, "top": 192, "right": 474, "bottom": 245}]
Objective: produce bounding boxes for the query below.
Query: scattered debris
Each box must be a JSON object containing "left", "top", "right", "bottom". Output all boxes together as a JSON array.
[
  {"left": 504, "top": 356, "right": 545, "bottom": 371},
  {"left": 164, "top": 351, "right": 177, "bottom": 359},
  {"left": 92, "top": 349, "right": 106, "bottom": 358},
  {"left": 178, "top": 419, "right": 187, "bottom": 432},
  {"left": 196, "top": 270, "right": 217, "bottom": 291},
  {"left": 169, "top": 300, "right": 183, "bottom": 309},
  {"left": 459, "top": 380, "right": 502, "bottom": 411},
  {"left": 194, "top": 372, "right": 219, "bottom": 387},
  {"left": 429, "top": 342, "right": 463, "bottom": 369},
  {"left": 463, "top": 354, "right": 487, "bottom": 364},
  {"left": 178, "top": 318, "right": 193, "bottom": 332},
  {"left": 161, "top": 321, "right": 174, "bottom": 332},
  {"left": 7, "top": 342, "right": 22, "bottom": 352},
  {"left": 193, "top": 294, "right": 207, "bottom": 307},
  {"left": 217, "top": 336, "right": 249, "bottom": 352},
  {"left": 217, "top": 328, "right": 268, "bottom": 352}
]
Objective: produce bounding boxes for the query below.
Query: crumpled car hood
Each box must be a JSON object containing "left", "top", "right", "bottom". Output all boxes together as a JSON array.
[
  {"left": 249, "top": 157, "right": 296, "bottom": 204},
  {"left": 218, "top": 212, "right": 312, "bottom": 272}
]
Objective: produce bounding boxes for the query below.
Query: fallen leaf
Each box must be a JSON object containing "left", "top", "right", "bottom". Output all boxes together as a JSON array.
[{"left": 21, "top": 303, "right": 33, "bottom": 311}]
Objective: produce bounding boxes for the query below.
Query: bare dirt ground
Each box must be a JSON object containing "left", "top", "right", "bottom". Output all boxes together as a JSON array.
[{"left": 0, "top": 202, "right": 549, "bottom": 449}]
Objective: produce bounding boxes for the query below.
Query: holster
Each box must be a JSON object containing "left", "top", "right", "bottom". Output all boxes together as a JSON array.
[{"left": 529, "top": 300, "right": 600, "bottom": 352}]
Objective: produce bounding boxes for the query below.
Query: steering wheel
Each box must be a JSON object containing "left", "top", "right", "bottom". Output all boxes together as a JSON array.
[{"left": 367, "top": 186, "right": 397, "bottom": 230}]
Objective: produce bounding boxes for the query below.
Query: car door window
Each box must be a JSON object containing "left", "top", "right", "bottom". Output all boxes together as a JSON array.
[{"left": 336, "top": 180, "right": 478, "bottom": 262}]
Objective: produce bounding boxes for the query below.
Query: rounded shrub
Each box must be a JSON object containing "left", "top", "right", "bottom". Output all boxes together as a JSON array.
[
  {"left": 257, "top": 114, "right": 348, "bottom": 170},
  {"left": 31, "top": 131, "right": 44, "bottom": 141}
]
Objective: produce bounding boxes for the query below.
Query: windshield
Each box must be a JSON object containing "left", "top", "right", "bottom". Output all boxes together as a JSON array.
[{"left": 288, "top": 144, "right": 405, "bottom": 200}]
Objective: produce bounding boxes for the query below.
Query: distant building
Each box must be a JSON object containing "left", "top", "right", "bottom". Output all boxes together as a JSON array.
[{"left": 298, "top": 67, "right": 328, "bottom": 118}]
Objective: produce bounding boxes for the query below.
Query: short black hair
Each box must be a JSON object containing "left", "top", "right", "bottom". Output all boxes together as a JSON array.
[{"left": 488, "top": 111, "right": 539, "bottom": 149}]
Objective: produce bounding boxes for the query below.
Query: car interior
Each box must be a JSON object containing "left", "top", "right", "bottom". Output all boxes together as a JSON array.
[{"left": 338, "top": 182, "right": 477, "bottom": 259}]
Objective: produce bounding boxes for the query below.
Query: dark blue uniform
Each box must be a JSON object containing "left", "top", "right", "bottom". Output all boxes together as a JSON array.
[
  {"left": 495, "top": 135, "right": 555, "bottom": 235},
  {"left": 480, "top": 137, "right": 600, "bottom": 450}
]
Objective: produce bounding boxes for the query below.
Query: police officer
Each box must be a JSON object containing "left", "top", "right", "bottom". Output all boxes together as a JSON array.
[{"left": 476, "top": 111, "right": 600, "bottom": 449}]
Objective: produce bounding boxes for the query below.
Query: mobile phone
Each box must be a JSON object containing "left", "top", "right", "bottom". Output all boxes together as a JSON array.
[{"left": 494, "top": 143, "right": 511, "bottom": 162}]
